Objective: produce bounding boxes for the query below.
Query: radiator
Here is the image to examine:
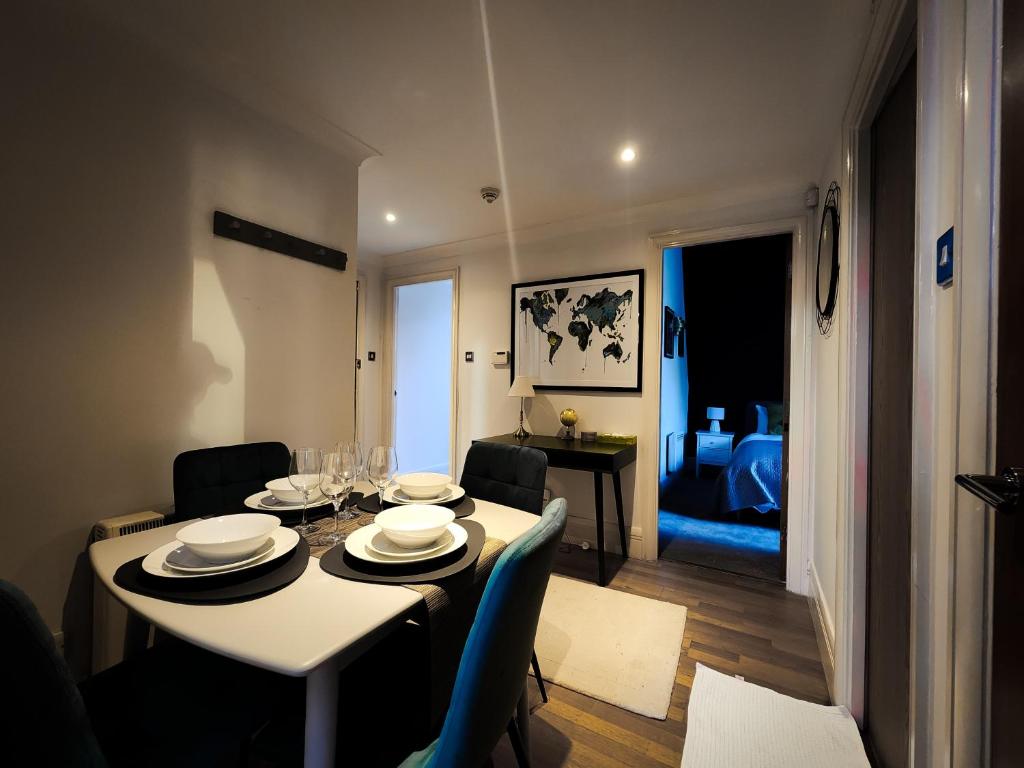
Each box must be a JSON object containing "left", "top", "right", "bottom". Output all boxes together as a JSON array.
[
  {"left": 667, "top": 431, "right": 686, "bottom": 474},
  {"left": 92, "top": 510, "right": 166, "bottom": 673},
  {"left": 93, "top": 510, "right": 165, "bottom": 540}
]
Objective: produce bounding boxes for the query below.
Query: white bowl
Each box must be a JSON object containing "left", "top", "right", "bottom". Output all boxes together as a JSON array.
[
  {"left": 265, "top": 477, "right": 323, "bottom": 504},
  {"left": 375, "top": 505, "right": 455, "bottom": 549},
  {"left": 176, "top": 513, "right": 281, "bottom": 563},
  {"left": 394, "top": 472, "right": 452, "bottom": 500}
]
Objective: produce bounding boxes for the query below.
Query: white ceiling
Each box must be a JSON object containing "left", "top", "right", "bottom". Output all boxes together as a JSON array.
[{"left": 82, "top": 0, "right": 872, "bottom": 257}]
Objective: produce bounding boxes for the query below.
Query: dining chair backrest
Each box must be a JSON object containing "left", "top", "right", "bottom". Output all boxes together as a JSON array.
[
  {"left": 0, "top": 580, "right": 108, "bottom": 766},
  {"left": 459, "top": 442, "right": 547, "bottom": 515},
  {"left": 173, "top": 441, "right": 290, "bottom": 520},
  {"left": 427, "top": 498, "right": 567, "bottom": 768}
]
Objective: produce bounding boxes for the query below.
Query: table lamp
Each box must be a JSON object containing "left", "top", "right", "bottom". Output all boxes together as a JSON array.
[
  {"left": 707, "top": 406, "right": 725, "bottom": 433},
  {"left": 508, "top": 377, "right": 536, "bottom": 440}
]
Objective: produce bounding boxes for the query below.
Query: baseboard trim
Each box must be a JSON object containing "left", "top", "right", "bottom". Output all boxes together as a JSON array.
[
  {"left": 563, "top": 515, "right": 644, "bottom": 559},
  {"left": 808, "top": 560, "right": 836, "bottom": 702}
]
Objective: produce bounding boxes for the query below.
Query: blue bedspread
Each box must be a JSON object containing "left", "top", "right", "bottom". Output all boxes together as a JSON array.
[{"left": 714, "top": 434, "right": 783, "bottom": 514}]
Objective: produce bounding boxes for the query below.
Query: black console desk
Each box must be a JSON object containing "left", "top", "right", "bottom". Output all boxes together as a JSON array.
[{"left": 473, "top": 434, "right": 637, "bottom": 586}]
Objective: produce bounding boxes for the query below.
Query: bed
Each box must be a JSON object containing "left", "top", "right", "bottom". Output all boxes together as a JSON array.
[{"left": 713, "top": 401, "right": 784, "bottom": 515}]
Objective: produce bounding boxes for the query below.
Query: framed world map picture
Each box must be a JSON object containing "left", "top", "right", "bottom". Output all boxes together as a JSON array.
[{"left": 511, "top": 269, "right": 644, "bottom": 392}]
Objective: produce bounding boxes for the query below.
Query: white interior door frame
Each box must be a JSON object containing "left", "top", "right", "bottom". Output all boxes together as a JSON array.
[
  {"left": 381, "top": 268, "right": 460, "bottom": 475},
  {"left": 650, "top": 216, "right": 813, "bottom": 594}
]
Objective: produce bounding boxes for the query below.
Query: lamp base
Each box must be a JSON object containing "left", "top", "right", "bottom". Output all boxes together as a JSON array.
[
  {"left": 512, "top": 424, "right": 531, "bottom": 440},
  {"left": 709, "top": 420, "right": 721, "bottom": 433}
]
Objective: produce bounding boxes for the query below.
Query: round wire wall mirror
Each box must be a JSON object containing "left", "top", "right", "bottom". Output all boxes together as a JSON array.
[{"left": 816, "top": 182, "right": 841, "bottom": 335}]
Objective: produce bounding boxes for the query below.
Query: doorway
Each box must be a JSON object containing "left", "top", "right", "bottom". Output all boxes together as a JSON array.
[
  {"left": 863, "top": 50, "right": 915, "bottom": 768},
  {"left": 657, "top": 234, "right": 791, "bottom": 582},
  {"left": 387, "top": 274, "right": 457, "bottom": 475}
]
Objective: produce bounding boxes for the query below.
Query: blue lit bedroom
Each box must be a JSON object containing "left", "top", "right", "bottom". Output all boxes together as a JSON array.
[{"left": 658, "top": 235, "right": 790, "bottom": 581}]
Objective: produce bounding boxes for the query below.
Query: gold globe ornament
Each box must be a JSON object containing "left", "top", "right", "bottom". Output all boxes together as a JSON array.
[{"left": 558, "top": 408, "right": 579, "bottom": 440}]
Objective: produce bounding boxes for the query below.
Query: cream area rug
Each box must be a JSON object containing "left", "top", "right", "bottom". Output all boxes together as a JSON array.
[
  {"left": 531, "top": 574, "right": 687, "bottom": 719},
  {"left": 681, "top": 664, "right": 869, "bottom": 767}
]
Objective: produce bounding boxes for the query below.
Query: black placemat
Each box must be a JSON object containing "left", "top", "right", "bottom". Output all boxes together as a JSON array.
[
  {"left": 356, "top": 492, "right": 475, "bottom": 518},
  {"left": 319, "top": 519, "right": 486, "bottom": 584},
  {"left": 113, "top": 537, "right": 310, "bottom": 604}
]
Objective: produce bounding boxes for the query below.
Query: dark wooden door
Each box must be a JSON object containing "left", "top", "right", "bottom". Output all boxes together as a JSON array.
[
  {"left": 992, "top": 6, "right": 1024, "bottom": 765},
  {"left": 865, "top": 53, "right": 916, "bottom": 768},
  {"left": 780, "top": 251, "right": 792, "bottom": 581}
]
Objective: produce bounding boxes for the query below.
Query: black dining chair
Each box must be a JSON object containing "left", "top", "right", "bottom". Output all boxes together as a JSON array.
[
  {"left": 173, "top": 441, "right": 290, "bottom": 521},
  {"left": 0, "top": 579, "right": 278, "bottom": 767},
  {"left": 399, "top": 498, "right": 568, "bottom": 768},
  {"left": 460, "top": 442, "right": 547, "bottom": 515},
  {"left": 460, "top": 441, "right": 551, "bottom": 702}
]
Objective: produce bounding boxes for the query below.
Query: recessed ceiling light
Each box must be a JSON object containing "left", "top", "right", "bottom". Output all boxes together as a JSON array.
[
  {"left": 385, "top": 212, "right": 397, "bottom": 223},
  {"left": 619, "top": 146, "right": 637, "bottom": 164}
]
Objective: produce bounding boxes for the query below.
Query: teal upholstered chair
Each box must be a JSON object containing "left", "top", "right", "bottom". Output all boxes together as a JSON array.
[{"left": 399, "top": 497, "right": 568, "bottom": 768}]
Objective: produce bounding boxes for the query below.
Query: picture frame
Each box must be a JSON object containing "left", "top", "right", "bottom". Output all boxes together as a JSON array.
[
  {"left": 663, "top": 306, "right": 679, "bottom": 358},
  {"left": 510, "top": 268, "right": 644, "bottom": 392}
]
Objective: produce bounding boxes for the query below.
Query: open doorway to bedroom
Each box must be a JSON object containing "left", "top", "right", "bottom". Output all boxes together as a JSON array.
[{"left": 657, "top": 234, "right": 790, "bottom": 582}]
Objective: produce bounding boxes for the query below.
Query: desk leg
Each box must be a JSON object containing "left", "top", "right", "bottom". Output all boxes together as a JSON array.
[
  {"left": 305, "top": 658, "right": 339, "bottom": 768},
  {"left": 593, "top": 471, "right": 606, "bottom": 586},
  {"left": 613, "top": 470, "right": 628, "bottom": 559}
]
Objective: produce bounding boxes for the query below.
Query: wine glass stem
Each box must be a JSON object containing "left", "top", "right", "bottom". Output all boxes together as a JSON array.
[
  {"left": 334, "top": 501, "right": 341, "bottom": 534},
  {"left": 302, "top": 492, "right": 308, "bottom": 526}
]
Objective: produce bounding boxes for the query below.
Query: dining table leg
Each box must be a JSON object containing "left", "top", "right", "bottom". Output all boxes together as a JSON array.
[{"left": 305, "top": 658, "right": 339, "bottom": 768}]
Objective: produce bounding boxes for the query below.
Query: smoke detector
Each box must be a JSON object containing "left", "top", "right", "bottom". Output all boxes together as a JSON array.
[{"left": 480, "top": 186, "right": 500, "bottom": 204}]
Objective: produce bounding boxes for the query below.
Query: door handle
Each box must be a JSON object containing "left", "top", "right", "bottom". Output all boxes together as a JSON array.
[{"left": 955, "top": 467, "right": 1023, "bottom": 512}]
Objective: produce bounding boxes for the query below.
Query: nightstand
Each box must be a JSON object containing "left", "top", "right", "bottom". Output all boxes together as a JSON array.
[{"left": 695, "top": 430, "right": 734, "bottom": 478}]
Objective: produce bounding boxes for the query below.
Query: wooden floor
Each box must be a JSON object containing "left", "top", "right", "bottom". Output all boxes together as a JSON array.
[{"left": 492, "top": 548, "right": 830, "bottom": 768}]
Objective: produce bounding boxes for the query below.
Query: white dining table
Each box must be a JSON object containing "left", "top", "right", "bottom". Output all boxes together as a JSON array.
[{"left": 89, "top": 485, "right": 539, "bottom": 768}]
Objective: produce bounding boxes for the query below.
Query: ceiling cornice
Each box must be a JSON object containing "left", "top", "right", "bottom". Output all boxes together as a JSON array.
[{"left": 379, "top": 179, "right": 808, "bottom": 269}]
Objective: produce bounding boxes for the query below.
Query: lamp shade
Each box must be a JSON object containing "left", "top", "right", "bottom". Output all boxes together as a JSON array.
[
  {"left": 508, "top": 377, "right": 535, "bottom": 398},
  {"left": 706, "top": 406, "right": 725, "bottom": 421}
]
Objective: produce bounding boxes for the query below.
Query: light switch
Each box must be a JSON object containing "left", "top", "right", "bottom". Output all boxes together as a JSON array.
[
  {"left": 465, "top": 351, "right": 474, "bottom": 362},
  {"left": 492, "top": 351, "right": 509, "bottom": 366}
]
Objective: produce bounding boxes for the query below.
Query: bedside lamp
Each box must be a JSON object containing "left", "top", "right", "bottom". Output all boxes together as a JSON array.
[
  {"left": 508, "top": 377, "right": 535, "bottom": 440},
  {"left": 706, "top": 406, "right": 725, "bottom": 433}
]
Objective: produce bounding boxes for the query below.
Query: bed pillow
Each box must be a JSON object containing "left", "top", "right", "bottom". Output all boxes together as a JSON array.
[{"left": 754, "top": 404, "right": 768, "bottom": 434}]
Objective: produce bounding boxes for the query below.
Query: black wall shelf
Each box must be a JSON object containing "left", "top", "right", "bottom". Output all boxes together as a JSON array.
[{"left": 212, "top": 210, "right": 347, "bottom": 272}]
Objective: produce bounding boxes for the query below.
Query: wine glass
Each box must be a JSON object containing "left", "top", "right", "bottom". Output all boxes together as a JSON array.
[
  {"left": 289, "top": 447, "right": 323, "bottom": 536},
  {"left": 336, "top": 441, "right": 364, "bottom": 518},
  {"left": 366, "top": 445, "right": 398, "bottom": 507},
  {"left": 319, "top": 450, "right": 354, "bottom": 545}
]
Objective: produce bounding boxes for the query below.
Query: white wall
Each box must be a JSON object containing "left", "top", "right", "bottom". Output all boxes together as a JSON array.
[
  {"left": 809, "top": 140, "right": 845, "bottom": 673},
  {"left": 0, "top": 5, "right": 360, "bottom": 642},
  {"left": 659, "top": 247, "right": 689, "bottom": 487},
  {"left": 372, "top": 186, "right": 809, "bottom": 559}
]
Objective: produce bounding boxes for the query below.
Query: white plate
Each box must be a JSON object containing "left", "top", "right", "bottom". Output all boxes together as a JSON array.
[
  {"left": 345, "top": 522, "right": 467, "bottom": 565},
  {"left": 141, "top": 527, "right": 300, "bottom": 578},
  {"left": 243, "top": 491, "right": 331, "bottom": 512},
  {"left": 382, "top": 484, "right": 466, "bottom": 506},
  {"left": 167, "top": 537, "right": 275, "bottom": 572},
  {"left": 365, "top": 528, "right": 455, "bottom": 559}
]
